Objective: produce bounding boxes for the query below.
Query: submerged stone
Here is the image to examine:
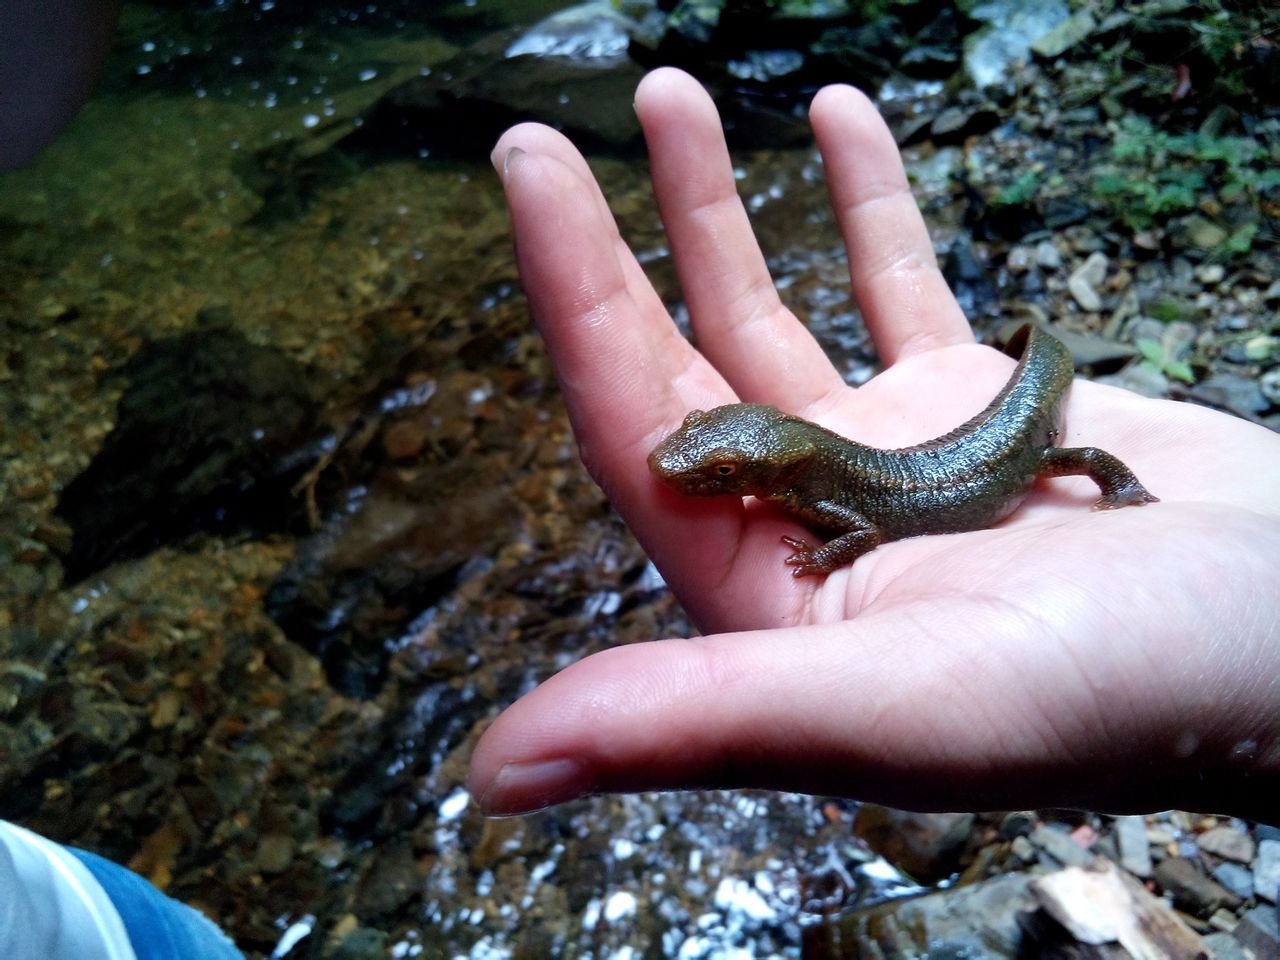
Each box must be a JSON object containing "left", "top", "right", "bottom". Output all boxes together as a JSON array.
[
  {"left": 345, "top": 52, "right": 648, "bottom": 161},
  {"left": 1030, "top": 9, "right": 1097, "bottom": 59},
  {"left": 505, "top": 0, "right": 643, "bottom": 63},
  {"left": 964, "top": 0, "right": 1070, "bottom": 89},
  {"left": 805, "top": 869, "right": 1036, "bottom": 955},
  {"left": 55, "top": 328, "right": 321, "bottom": 582}
]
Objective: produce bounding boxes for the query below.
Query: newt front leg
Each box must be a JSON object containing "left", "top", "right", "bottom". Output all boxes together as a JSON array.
[{"left": 779, "top": 499, "right": 882, "bottom": 577}]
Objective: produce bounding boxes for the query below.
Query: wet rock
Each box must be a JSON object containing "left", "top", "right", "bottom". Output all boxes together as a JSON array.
[
  {"left": 1197, "top": 824, "right": 1256, "bottom": 864},
  {"left": 326, "top": 924, "right": 387, "bottom": 960},
  {"left": 1031, "top": 823, "right": 1094, "bottom": 869},
  {"left": 346, "top": 54, "right": 649, "bottom": 161},
  {"left": 1195, "top": 263, "right": 1226, "bottom": 285},
  {"left": 943, "top": 237, "right": 999, "bottom": 317},
  {"left": 55, "top": 328, "right": 321, "bottom": 582},
  {"left": 1114, "top": 815, "right": 1152, "bottom": 879},
  {"left": 929, "top": 104, "right": 1000, "bottom": 145},
  {"left": 350, "top": 29, "right": 825, "bottom": 162},
  {"left": 1042, "top": 198, "right": 1090, "bottom": 229},
  {"left": 353, "top": 840, "right": 421, "bottom": 917},
  {"left": 964, "top": 0, "right": 1070, "bottom": 89},
  {"left": 505, "top": 0, "right": 642, "bottom": 63},
  {"left": 1245, "top": 334, "right": 1278, "bottom": 362},
  {"left": 1154, "top": 857, "right": 1243, "bottom": 919},
  {"left": 1260, "top": 367, "right": 1280, "bottom": 407},
  {"left": 265, "top": 368, "right": 528, "bottom": 697},
  {"left": 254, "top": 833, "right": 296, "bottom": 874},
  {"left": 806, "top": 20, "right": 912, "bottom": 89},
  {"left": 725, "top": 49, "right": 805, "bottom": 83},
  {"left": 1067, "top": 251, "right": 1108, "bottom": 311},
  {"left": 1212, "top": 862, "right": 1254, "bottom": 900},
  {"left": 1255, "top": 839, "right": 1280, "bottom": 903},
  {"left": 1234, "top": 905, "right": 1280, "bottom": 957},
  {"left": 268, "top": 477, "right": 508, "bottom": 697},
  {"left": 1034, "top": 239, "right": 1063, "bottom": 270},
  {"left": 1204, "top": 931, "right": 1249, "bottom": 960},
  {"left": 654, "top": 0, "right": 905, "bottom": 89},
  {"left": 1050, "top": 326, "right": 1137, "bottom": 367},
  {"left": 1189, "top": 373, "right": 1269, "bottom": 416},
  {"left": 1006, "top": 245, "right": 1034, "bottom": 273},
  {"left": 804, "top": 869, "right": 1035, "bottom": 956},
  {"left": 852, "top": 805, "right": 975, "bottom": 883},
  {"left": 1030, "top": 9, "right": 1096, "bottom": 59}
]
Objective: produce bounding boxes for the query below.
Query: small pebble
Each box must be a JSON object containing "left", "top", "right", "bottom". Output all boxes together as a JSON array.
[
  {"left": 1255, "top": 839, "right": 1280, "bottom": 903},
  {"left": 1208, "top": 909, "right": 1239, "bottom": 933},
  {"left": 1031, "top": 824, "right": 1092, "bottom": 868},
  {"left": 1195, "top": 263, "right": 1226, "bottom": 285},
  {"left": 1096, "top": 364, "right": 1169, "bottom": 398},
  {"left": 1077, "top": 250, "right": 1109, "bottom": 286},
  {"left": 1212, "top": 861, "right": 1254, "bottom": 899},
  {"left": 1067, "top": 251, "right": 1108, "bottom": 311},
  {"left": 1184, "top": 215, "right": 1228, "bottom": 250},
  {"left": 1234, "top": 905, "right": 1280, "bottom": 956},
  {"left": 1202, "top": 932, "right": 1248, "bottom": 960},
  {"left": 1114, "top": 815, "right": 1152, "bottom": 878},
  {"left": 1234, "top": 286, "right": 1260, "bottom": 308},
  {"left": 1010, "top": 835, "right": 1036, "bottom": 863},
  {"left": 1154, "top": 857, "right": 1242, "bottom": 918},
  {"left": 1067, "top": 274, "right": 1102, "bottom": 311},
  {"left": 1006, "top": 245, "right": 1034, "bottom": 273},
  {"left": 1034, "top": 239, "right": 1062, "bottom": 270},
  {"left": 1198, "top": 824, "right": 1256, "bottom": 863},
  {"left": 1192, "top": 374, "right": 1270, "bottom": 415}
]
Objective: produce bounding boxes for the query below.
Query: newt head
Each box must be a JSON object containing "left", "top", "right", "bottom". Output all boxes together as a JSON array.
[{"left": 647, "top": 403, "right": 816, "bottom": 497}]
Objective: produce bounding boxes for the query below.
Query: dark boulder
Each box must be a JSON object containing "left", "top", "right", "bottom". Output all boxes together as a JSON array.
[
  {"left": 55, "top": 328, "right": 322, "bottom": 581},
  {"left": 343, "top": 53, "right": 649, "bottom": 161}
]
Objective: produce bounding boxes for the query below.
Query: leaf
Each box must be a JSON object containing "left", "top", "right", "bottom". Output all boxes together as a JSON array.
[
  {"left": 1135, "top": 338, "right": 1165, "bottom": 366},
  {"left": 1164, "top": 359, "right": 1196, "bottom": 384}
]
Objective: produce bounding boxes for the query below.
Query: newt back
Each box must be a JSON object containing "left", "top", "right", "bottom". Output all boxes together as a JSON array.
[{"left": 648, "top": 324, "right": 1157, "bottom": 576}]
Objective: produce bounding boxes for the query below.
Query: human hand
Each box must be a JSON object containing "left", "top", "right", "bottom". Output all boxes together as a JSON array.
[{"left": 470, "top": 68, "right": 1280, "bottom": 821}]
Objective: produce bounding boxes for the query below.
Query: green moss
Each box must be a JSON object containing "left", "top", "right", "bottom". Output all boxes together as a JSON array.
[{"left": 1148, "top": 298, "right": 1185, "bottom": 323}]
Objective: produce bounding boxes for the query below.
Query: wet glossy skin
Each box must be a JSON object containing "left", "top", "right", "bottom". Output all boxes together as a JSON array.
[{"left": 648, "top": 324, "right": 1159, "bottom": 576}]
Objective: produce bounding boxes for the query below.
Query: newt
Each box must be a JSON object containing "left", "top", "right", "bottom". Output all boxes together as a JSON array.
[{"left": 647, "top": 324, "right": 1158, "bottom": 576}]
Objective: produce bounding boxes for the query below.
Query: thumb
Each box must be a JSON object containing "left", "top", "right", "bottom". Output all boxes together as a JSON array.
[{"left": 466, "top": 608, "right": 1102, "bottom": 816}]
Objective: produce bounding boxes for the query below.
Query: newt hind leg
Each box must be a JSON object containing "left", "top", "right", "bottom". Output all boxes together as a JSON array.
[{"left": 1038, "top": 446, "right": 1159, "bottom": 509}]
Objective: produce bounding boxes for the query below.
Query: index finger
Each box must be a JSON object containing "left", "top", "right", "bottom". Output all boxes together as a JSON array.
[{"left": 496, "top": 138, "right": 794, "bottom": 626}]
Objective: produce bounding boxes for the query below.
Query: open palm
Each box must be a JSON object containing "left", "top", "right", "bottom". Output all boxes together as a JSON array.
[{"left": 470, "top": 68, "right": 1280, "bottom": 822}]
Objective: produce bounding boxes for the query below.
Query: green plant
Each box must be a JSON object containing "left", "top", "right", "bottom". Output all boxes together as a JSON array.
[
  {"left": 1136, "top": 336, "right": 1196, "bottom": 384},
  {"left": 992, "top": 169, "right": 1041, "bottom": 208},
  {"left": 1089, "top": 116, "right": 1280, "bottom": 254}
]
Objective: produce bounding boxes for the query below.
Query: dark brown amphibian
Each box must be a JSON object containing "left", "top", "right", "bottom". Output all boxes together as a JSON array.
[{"left": 647, "top": 324, "right": 1158, "bottom": 577}]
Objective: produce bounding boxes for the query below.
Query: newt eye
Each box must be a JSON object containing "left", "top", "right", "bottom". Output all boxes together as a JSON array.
[{"left": 714, "top": 463, "right": 736, "bottom": 476}]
